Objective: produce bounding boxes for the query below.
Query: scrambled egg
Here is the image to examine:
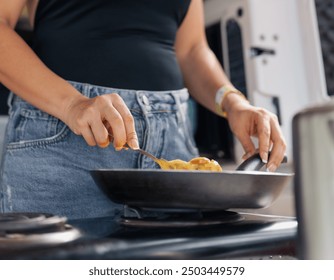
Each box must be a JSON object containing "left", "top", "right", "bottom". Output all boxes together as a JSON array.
[{"left": 157, "top": 157, "right": 222, "bottom": 172}]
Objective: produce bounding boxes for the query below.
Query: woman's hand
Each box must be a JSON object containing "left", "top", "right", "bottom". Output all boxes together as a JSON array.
[
  {"left": 223, "top": 94, "right": 286, "bottom": 172},
  {"left": 63, "top": 93, "right": 139, "bottom": 150}
]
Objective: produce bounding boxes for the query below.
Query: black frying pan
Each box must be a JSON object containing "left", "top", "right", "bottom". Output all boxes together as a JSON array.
[{"left": 90, "top": 154, "right": 293, "bottom": 210}]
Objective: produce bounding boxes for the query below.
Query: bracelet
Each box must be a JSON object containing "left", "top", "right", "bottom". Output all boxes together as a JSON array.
[{"left": 214, "top": 86, "right": 247, "bottom": 118}]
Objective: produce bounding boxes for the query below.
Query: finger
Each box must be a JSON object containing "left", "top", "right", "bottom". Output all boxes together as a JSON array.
[
  {"left": 267, "top": 143, "right": 285, "bottom": 172},
  {"left": 103, "top": 105, "right": 127, "bottom": 150},
  {"left": 126, "top": 131, "right": 139, "bottom": 149},
  {"left": 256, "top": 114, "right": 271, "bottom": 163},
  {"left": 80, "top": 126, "right": 97, "bottom": 147},
  {"left": 89, "top": 118, "right": 110, "bottom": 148},
  {"left": 112, "top": 97, "right": 139, "bottom": 149},
  {"left": 237, "top": 133, "right": 256, "bottom": 160},
  {"left": 267, "top": 119, "right": 286, "bottom": 172},
  {"left": 102, "top": 120, "right": 114, "bottom": 142}
]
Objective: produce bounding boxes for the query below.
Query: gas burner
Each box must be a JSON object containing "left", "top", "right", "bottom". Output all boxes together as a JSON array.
[
  {"left": 0, "top": 212, "right": 81, "bottom": 250},
  {"left": 0, "top": 212, "right": 67, "bottom": 233},
  {"left": 120, "top": 206, "right": 244, "bottom": 228}
]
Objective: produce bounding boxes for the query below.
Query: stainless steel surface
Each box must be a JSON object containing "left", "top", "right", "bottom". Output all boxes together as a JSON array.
[
  {"left": 293, "top": 99, "right": 334, "bottom": 259},
  {"left": 0, "top": 226, "right": 81, "bottom": 249}
]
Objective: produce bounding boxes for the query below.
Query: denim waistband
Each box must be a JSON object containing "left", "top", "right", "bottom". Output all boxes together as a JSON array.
[
  {"left": 9, "top": 81, "right": 190, "bottom": 114},
  {"left": 68, "top": 80, "right": 189, "bottom": 102}
]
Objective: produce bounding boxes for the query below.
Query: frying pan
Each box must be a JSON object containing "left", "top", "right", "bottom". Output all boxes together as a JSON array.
[{"left": 90, "top": 154, "right": 293, "bottom": 210}]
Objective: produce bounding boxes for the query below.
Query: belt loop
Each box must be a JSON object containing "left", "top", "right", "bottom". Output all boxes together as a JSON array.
[
  {"left": 136, "top": 91, "right": 151, "bottom": 114},
  {"left": 7, "top": 92, "right": 14, "bottom": 108},
  {"left": 171, "top": 91, "right": 181, "bottom": 108},
  {"left": 6, "top": 92, "right": 15, "bottom": 113},
  {"left": 171, "top": 92, "right": 184, "bottom": 125}
]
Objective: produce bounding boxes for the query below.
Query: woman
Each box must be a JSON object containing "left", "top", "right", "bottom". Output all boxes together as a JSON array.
[{"left": 0, "top": 0, "right": 286, "bottom": 219}]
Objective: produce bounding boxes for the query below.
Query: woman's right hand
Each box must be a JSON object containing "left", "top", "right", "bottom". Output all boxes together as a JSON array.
[
  {"left": 64, "top": 93, "right": 139, "bottom": 150},
  {"left": 0, "top": 3, "right": 137, "bottom": 151}
]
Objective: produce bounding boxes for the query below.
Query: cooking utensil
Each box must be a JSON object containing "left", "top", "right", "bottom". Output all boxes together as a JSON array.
[
  {"left": 132, "top": 148, "right": 170, "bottom": 169},
  {"left": 109, "top": 133, "right": 171, "bottom": 169},
  {"left": 91, "top": 153, "right": 293, "bottom": 210}
]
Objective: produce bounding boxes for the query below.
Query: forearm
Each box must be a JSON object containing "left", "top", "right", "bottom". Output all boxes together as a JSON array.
[
  {"left": 0, "top": 22, "right": 86, "bottom": 122},
  {"left": 178, "top": 42, "right": 235, "bottom": 113}
]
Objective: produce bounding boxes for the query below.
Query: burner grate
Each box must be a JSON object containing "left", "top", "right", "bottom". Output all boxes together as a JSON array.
[
  {"left": 121, "top": 206, "right": 244, "bottom": 228},
  {"left": 0, "top": 213, "right": 81, "bottom": 250},
  {"left": 0, "top": 213, "right": 67, "bottom": 233}
]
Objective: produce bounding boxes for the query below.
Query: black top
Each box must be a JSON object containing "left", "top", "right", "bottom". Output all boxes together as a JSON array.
[{"left": 32, "top": 0, "right": 191, "bottom": 91}]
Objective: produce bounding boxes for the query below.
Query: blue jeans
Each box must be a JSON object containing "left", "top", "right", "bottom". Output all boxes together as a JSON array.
[{"left": 0, "top": 81, "right": 199, "bottom": 219}]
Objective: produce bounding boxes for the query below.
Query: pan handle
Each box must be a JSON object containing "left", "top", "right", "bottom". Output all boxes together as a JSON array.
[{"left": 236, "top": 153, "right": 288, "bottom": 171}]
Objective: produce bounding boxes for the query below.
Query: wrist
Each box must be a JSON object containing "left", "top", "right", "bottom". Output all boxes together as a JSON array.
[
  {"left": 59, "top": 90, "right": 88, "bottom": 125},
  {"left": 214, "top": 85, "right": 248, "bottom": 118}
]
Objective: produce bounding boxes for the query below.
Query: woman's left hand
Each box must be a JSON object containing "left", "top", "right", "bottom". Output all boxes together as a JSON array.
[
  {"left": 224, "top": 95, "right": 286, "bottom": 172},
  {"left": 173, "top": 0, "right": 286, "bottom": 171}
]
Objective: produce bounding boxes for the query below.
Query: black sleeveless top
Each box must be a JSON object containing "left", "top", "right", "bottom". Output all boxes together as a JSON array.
[{"left": 32, "top": 0, "right": 191, "bottom": 90}]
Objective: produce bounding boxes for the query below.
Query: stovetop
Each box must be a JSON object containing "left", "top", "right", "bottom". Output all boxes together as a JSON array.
[{"left": 0, "top": 210, "right": 297, "bottom": 260}]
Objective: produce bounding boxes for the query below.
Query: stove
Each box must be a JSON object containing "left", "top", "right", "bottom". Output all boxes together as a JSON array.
[
  {"left": 0, "top": 213, "right": 81, "bottom": 252},
  {"left": 0, "top": 207, "right": 297, "bottom": 260}
]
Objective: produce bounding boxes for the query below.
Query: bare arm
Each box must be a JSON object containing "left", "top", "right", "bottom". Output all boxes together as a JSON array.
[
  {"left": 175, "top": 0, "right": 286, "bottom": 171},
  {"left": 0, "top": 0, "right": 138, "bottom": 149},
  {"left": 0, "top": 14, "right": 83, "bottom": 123},
  {"left": 175, "top": 0, "right": 233, "bottom": 113}
]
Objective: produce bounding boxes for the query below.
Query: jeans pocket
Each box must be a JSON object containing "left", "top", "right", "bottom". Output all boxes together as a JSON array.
[{"left": 7, "top": 107, "right": 69, "bottom": 149}]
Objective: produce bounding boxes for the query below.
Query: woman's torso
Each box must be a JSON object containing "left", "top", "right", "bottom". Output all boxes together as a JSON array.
[{"left": 29, "top": 0, "right": 191, "bottom": 90}]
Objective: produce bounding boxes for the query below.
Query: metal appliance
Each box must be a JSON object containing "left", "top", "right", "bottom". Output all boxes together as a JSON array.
[
  {"left": 0, "top": 210, "right": 297, "bottom": 260},
  {"left": 293, "top": 100, "right": 334, "bottom": 259}
]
